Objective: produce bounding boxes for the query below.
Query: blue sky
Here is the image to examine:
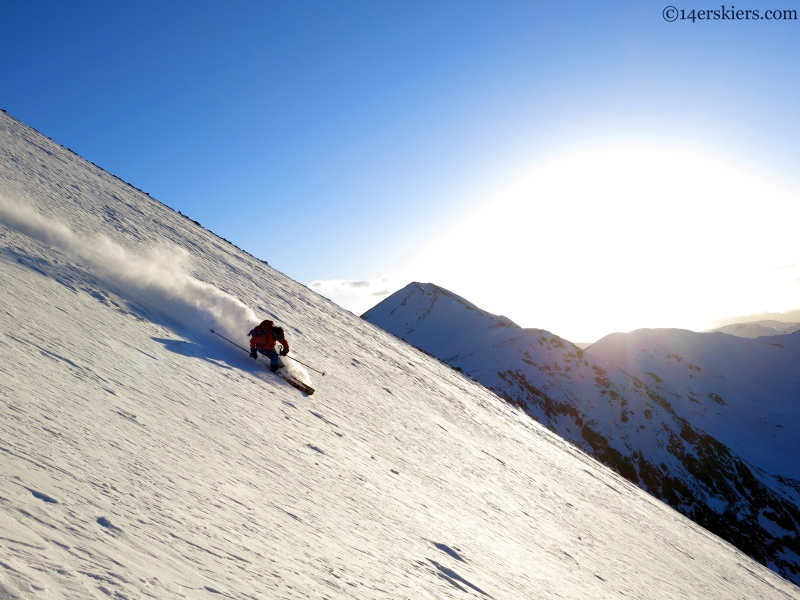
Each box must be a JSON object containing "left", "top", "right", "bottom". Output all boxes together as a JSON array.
[{"left": 2, "top": 1, "right": 799, "bottom": 340}]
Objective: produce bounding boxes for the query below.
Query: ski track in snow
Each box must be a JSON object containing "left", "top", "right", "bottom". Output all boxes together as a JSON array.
[{"left": 1, "top": 113, "right": 799, "bottom": 598}]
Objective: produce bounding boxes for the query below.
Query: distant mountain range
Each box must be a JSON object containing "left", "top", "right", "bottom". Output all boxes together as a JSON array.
[
  {"left": 706, "top": 309, "right": 800, "bottom": 330},
  {"left": 364, "top": 282, "right": 800, "bottom": 584},
  {"left": 706, "top": 320, "right": 800, "bottom": 339}
]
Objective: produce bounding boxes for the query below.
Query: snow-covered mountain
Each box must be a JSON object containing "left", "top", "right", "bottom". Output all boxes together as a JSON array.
[
  {"left": 2, "top": 112, "right": 799, "bottom": 599},
  {"left": 708, "top": 321, "right": 800, "bottom": 338},
  {"left": 364, "top": 282, "right": 800, "bottom": 585},
  {"left": 587, "top": 328, "right": 800, "bottom": 481}
]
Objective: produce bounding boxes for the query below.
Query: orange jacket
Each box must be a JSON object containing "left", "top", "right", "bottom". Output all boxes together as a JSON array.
[{"left": 248, "top": 320, "right": 289, "bottom": 353}]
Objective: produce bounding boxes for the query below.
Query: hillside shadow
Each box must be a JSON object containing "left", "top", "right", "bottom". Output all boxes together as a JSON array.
[
  {"left": 150, "top": 329, "right": 294, "bottom": 390},
  {"left": 151, "top": 337, "right": 239, "bottom": 370},
  {"left": 151, "top": 333, "right": 275, "bottom": 380}
]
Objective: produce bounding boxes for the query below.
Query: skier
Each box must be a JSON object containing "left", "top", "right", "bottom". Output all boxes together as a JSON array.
[{"left": 248, "top": 320, "right": 290, "bottom": 372}]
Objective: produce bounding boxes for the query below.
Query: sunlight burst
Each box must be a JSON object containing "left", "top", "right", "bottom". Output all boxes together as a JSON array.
[{"left": 393, "top": 145, "right": 800, "bottom": 341}]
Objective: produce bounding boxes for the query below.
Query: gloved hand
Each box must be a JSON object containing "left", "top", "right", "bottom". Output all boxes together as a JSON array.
[
  {"left": 279, "top": 347, "right": 289, "bottom": 357},
  {"left": 250, "top": 348, "right": 258, "bottom": 359}
]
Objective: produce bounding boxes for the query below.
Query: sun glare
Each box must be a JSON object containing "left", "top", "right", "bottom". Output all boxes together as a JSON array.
[{"left": 393, "top": 145, "right": 800, "bottom": 342}]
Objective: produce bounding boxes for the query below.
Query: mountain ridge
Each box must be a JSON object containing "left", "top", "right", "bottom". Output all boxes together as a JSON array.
[
  {"left": 706, "top": 309, "right": 800, "bottom": 330},
  {"left": 706, "top": 321, "right": 800, "bottom": 339}
]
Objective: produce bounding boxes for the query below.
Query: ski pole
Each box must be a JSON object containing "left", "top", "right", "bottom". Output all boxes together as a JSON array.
[
  {"left": 284, "top": 355, "right": 325, "bottom": 376},
  {"left": 209, "top": 329, "right": 249, "bottom": 354},
  {"left": 210, "top": 329, "right": 325, "bottom": 376}
]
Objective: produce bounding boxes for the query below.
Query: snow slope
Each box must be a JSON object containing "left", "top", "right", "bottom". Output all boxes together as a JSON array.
[
  {"left": 1, "top": 112, "right": 799, "bottom": 599},
  {"left": 364, "top": 282, "right": 800, "bottom": 585}
]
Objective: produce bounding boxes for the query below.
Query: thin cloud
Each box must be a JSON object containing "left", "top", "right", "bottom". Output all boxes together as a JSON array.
[{"left": 308, "top": 278, "right": 400, "bottom": 315}]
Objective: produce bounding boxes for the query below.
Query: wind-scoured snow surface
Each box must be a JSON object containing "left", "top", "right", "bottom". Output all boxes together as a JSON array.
[{"left": 1, "top": 115, "right": 798, "bottom": 599}]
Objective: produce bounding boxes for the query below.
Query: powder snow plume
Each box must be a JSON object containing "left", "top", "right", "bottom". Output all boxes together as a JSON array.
[{"left": 0, "top": 195, "right": 259, "bottom": 347}]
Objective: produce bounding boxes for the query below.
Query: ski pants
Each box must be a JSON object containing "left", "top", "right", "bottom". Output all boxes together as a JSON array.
[{"left": 258, "top": 349, "right": 285, "bottom": 370}]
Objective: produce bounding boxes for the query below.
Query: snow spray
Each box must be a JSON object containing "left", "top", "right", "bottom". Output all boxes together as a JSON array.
[{"left": 0, "top": 195, "right": 310, "bottom": 383}]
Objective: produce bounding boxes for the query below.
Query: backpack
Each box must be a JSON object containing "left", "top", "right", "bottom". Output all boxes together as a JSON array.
[
  {"left": 249, "top": 320, "right": 273, "bottom": 337},
  {"left": 272, "top": 326, "right": 284, "bottom": 340}
]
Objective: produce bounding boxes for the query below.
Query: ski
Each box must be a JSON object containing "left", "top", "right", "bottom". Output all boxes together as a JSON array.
[{"left": 275, "top": 368, "right": 315, "bottom": 395}]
